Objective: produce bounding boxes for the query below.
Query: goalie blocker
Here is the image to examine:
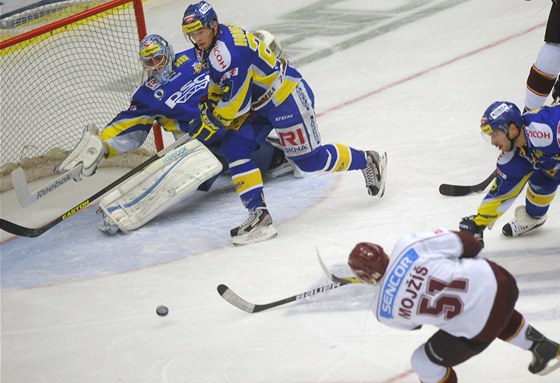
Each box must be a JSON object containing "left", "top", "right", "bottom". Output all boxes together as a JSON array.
[{"left": 98, "top": 139, "right": 222, "bottom": 234}]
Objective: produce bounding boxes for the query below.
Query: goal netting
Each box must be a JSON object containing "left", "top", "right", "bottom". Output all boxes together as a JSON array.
[{"left": 0, "top": 0, "right": 163, "bottom": 192}]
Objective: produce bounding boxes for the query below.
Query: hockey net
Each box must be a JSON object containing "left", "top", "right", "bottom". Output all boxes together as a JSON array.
[{"left": 0, "top": 0, "right": 163, "bottom": 192}]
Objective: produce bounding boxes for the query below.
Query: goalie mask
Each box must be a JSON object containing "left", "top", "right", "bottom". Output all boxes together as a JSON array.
[
  {"left": 348, "top": 242, "right": 389, "bottom": 284},
  {"left": 139, "top": 34, "right": 175, "bottom": 84}
]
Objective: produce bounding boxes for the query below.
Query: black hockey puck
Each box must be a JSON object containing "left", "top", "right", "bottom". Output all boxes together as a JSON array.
[{"left": 156, "top": 305, "right": 169, "bottom": 316}]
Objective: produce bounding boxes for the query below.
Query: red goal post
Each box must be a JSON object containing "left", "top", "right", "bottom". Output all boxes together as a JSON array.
[{"left": 0, "top": 0, "right": 164, "bottom": 192}]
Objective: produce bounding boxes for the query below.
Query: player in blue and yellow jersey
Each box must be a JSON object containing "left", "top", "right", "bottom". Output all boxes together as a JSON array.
[
  {"left": 56, "top": 34, "right": 295, "bottom": 234},
  {"left": 460, "top": 102, "right": 560, "bottom": 243},
  {"left": 100, "top": 34, "right": 291, "bottom": 181},
  {"left": 181, "top": 1, "right": 388, "bottom": 246}
]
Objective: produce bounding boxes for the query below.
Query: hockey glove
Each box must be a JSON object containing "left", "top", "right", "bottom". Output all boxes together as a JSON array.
[
  {"left": 190, "top": 99, "right": 225, "bottom": 144},
  {"left": 459, "top": 215, "right": 485, "bottom": 247},
  {"left": 55, "top": 123, "right": 107, "bottom": 178}
]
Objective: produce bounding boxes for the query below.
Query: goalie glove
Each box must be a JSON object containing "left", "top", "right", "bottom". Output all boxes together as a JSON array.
[
  {"left": 459, "top": 215, "right": 485, "bottom": 247},
  {"left": 55, "top": 123, "right": 108, "bottom": 178},
  {"left": 189, "top": 99, "right": 225, "bottom": 144}
]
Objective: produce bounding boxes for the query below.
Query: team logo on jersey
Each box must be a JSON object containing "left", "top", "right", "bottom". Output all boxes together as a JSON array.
[
  {"left": 221, "top": 67, "right": 238, "bottom": 81},
  {"left": 526, "top": 122, "right": 553, "bottom": 147},
  {"left": 557, "top": 121, "right": 560, "bottom": 147},
  {"left": 193, "top": 62, "right": 204, "bottom": 73},
  {"left": 165, "top": 73, "right": 209, "bottom": 109},
  {"left": 154, "top": 89, "right": 164, "bottom": 100},
  {"left": 379, "top": 248, "right": 419, "bottom": 319},
  {"left": 146, "top": 78, "right": 161, "bottom": 90},
  {"left": 210, "top": 41, "right": 231, "bottom": 71}
]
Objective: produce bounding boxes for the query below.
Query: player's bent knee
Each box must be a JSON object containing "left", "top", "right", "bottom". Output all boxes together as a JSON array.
[{"left": 411, "top": 344, "right": 456, "bottom": 383}]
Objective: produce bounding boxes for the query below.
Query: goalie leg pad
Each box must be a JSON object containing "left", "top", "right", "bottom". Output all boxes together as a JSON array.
[{"left": 98, "top": 140, "right": 222, "bottom": 232}]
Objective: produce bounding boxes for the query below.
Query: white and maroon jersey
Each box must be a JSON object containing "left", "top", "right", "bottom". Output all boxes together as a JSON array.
[{"left": 372, "top": 229, "right": 497, "bottom": 339}]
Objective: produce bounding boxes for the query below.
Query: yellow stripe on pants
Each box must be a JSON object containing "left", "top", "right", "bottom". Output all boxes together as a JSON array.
[{"left": 232, "top": 168, "right": 264, "bottom": 196}]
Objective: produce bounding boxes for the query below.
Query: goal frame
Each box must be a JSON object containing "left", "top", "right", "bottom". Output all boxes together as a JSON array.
[{"left": 0, "top": 0, "right": 164, "bottom": 153}]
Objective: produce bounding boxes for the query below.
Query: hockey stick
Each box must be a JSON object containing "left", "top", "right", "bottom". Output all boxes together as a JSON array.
[
  {"left": 316, "top": 248, "right": 362, "bottom": 285},
  {"left": 439, "top": 170, "right": 495, "bottom": 197},
  {"left": 11, "top": 165, "right": 83, "bottom": 207},
  {"left": 0, "top": 134, "right": 193, "bottom": 238},
  {"left": 217, "top": 249, "right": 362, "bottom": 313},
  {"left": 217, "top": 280, "right": 353, "bottom": 313}
]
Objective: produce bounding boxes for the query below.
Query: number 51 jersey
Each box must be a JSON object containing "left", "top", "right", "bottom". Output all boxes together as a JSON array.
[{"left": 372, "top": 230, "right": 498, "bottom": 339}]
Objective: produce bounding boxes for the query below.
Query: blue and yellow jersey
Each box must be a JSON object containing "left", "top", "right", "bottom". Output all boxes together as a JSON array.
[
  {"left": 522, "top": 104, "right": 560, "bottom": 178},
  {"left": 202, "top": 24, "right": 302, "bottom": 126},
  {"left": 99, "top": 48, "right": 210, "bottom": 157},
  {"left": 473, "top": 104, "right": 560, "bottom": 227}
]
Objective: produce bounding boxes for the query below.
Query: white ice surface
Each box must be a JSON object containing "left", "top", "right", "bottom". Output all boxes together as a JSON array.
[{"left": 1, "top": 0, "right": 559, "bottom": 382}]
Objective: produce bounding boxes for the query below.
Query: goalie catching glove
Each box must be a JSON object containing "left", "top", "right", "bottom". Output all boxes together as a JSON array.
[{"left": 55, "top": 123, "right": 108, "bottom": 178}]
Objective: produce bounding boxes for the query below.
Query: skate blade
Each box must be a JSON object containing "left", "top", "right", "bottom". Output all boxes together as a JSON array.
[
  {"left": 537, "top": 355, "right": 560, "bottom": 376},
  {"left": 232, "top": 225, "right": 278, "bottom": 246},
  {"left": 375, "top": 152, "right": 388, "bottom": 198}
]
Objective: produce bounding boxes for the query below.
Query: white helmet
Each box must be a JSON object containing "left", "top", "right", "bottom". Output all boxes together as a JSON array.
[{"left": 253, "top": 30, "right": 283, "bottom": 57}]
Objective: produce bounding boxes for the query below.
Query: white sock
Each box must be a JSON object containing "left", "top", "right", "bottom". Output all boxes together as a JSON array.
[{"left": 507, "top": 321, "right": 532, "bottom": 350}]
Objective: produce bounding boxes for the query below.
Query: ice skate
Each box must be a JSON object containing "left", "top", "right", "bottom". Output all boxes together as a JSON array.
[
  {"left": 502, "top": 205, "right": 546, "bottom": 237},
  {"left": 266, "top": 156, "right": 296, "bottom": 179},
  {"left": 97, "top": 210, "right": 120, "bottom": 235},
  {"left": 230, "top": 204, "right": 277, "bottom": 246},
  {"left": 362, "top": 151, "right": 387, "bottom": 197},
  {"left": 266, "top": 136, "right": 304, "bottom": 178},
  {"left": 526, "top": 326, "right": 560, "bottom": 375}
]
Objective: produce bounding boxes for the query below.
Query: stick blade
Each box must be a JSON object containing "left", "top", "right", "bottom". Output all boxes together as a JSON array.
[
  {"left": 315, "top": 247, "right": 361, "bottom": 285},
  {"left": 438, "top": 183, "right": 474, "bottom": 197},
  {"left": 439, "top": 171, "right": 496, "bottom": 197},
  {"left": 11, "top": 168, "right": 34, "bottom": 207},
  {"left": 217, "top": 284, "right": 256, "bottom": 313}
]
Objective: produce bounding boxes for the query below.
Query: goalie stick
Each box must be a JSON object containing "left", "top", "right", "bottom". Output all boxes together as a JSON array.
[
  {"left": 11, "top": 164, "right": 83, "bottom": 207},
  {"left": 439, "top": 171, "right": 495, "bottom": 197},
  {"left": 0, "top": 134, "right": 193, "bottom": 238}
]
